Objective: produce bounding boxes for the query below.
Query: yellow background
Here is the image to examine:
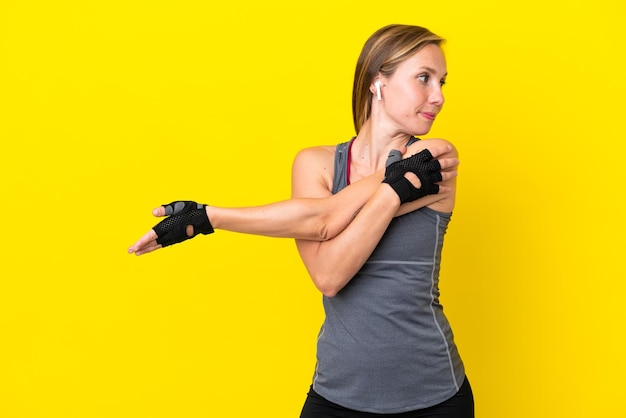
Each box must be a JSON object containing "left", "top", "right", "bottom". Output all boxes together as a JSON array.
[{"left": 1, "top": 0, "right": 625, "bottom": 416}]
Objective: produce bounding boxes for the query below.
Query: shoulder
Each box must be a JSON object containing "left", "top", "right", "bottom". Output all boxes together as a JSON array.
[
  {"left": 292, "top": 145, "right": 336, "bottom": 169},
  {"left": 291, "top": 145, "right": 337, "bottom": 198},
  {"left": 409, "top": 137, "right": 458, "bottom": 158}
]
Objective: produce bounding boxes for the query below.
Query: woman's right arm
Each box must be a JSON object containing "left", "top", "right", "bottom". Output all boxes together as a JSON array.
[
  {"left": 128, "top": 142, "right": 457, "bottom": 256},
  {"left": 206, "top": 140, "right": 456, "bottom": 239}
]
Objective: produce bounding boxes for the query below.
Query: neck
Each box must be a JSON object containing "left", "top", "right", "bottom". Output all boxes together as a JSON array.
[{"left": 352, "top": 120, "right": 412, "bottom": 173}]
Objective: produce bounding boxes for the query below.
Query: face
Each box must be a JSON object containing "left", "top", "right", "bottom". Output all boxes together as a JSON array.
[{"left": 377, "top": 43, "right": 447, "bottom": 136}]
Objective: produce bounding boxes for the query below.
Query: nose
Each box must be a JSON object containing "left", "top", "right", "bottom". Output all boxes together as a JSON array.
[{"left": 429, "top": 85, "right": 444, "bottom": 106}]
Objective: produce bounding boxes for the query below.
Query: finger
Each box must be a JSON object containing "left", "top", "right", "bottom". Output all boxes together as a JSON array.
[
  {"left": 127, "top": 229, "right": 158, "bottom": 254},
  {"left": 160, "top": 201, "right": 193, "bottom": 216},
  {"left": 421, "top": 144, "right": 452, "bottom": 159},
  {"left": 152, "top": 206, "right": 166, "bottom": 217},
  {"left": 437, "top": 157, "right": 460, "bottom": 171},
  {"left": 439, "top": 170, "right": 458, "bottom": 182},
  {"left": 134, "top": 242, "right": 162, "bottom": 256},
  {"left": 403, "top": 170, "right": 457, "bottom": 191}
]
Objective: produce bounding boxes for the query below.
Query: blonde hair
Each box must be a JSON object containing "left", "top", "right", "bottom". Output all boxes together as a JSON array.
[{"left": 352, "top": 24, "right": 445, "bottom": 133}]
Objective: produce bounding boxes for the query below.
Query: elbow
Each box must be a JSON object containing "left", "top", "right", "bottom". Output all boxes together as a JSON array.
[
  {"left": 317, "top": 223, "right": 330, "bottom": 242},
  {"left": 320, "top": 286, "right": 340, "bottom": 298},
  {"left": 311, "top": 216, "right": 333, "bottom": 241},
  {"left": 317, "top": 216, "right": 347, "bottom": 242},
  {"left": 311, "top": 273, "right": 344, "bottom": 297}
]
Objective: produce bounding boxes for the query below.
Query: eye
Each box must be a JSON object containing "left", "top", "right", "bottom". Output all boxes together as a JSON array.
[
  {"left": 417, "top": 74, "right": 430, "bottom": 83},
  {"left": 440, "top": 79, "right": 447, "bottom": 87}
]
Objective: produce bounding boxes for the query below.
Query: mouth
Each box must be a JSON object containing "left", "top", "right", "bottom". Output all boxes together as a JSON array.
[{"left": 420, "top": 112, "right": 436, "bottom": 121}]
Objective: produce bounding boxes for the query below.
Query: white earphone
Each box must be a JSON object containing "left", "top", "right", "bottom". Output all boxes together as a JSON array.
[{"left": 374, "top": 80, "right": 382, "bottom": 101}]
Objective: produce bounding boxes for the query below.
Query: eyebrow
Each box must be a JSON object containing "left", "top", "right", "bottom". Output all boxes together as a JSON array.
[{"left": 420, "top": 66, "right": 448, "bottom": 77}]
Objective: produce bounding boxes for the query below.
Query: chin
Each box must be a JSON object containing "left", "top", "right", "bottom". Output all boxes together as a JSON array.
[{"left": 411, "top": 127, "right": 432, "bottom": 136}]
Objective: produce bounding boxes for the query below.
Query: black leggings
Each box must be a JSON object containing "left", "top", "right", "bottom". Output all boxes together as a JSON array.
[{"left": 300, "top": 376, "right": 474, "bottom": 418}]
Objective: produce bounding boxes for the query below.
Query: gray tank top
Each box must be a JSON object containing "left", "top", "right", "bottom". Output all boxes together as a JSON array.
[{"left": 311, "top": 139, "right": 465, "bottom": 414}]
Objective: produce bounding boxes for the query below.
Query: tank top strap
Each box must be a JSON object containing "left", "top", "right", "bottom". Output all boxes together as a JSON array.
[
  {"left": 332, "top": 136, "right": 420, "bottom": 195},
  {"left": 332, "top": 138, "right": 353, "bottom": 194}
]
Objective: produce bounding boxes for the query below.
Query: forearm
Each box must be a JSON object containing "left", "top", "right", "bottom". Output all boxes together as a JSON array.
[
  {"left": 207, "top": 172, "right": 384, "bottom": 241},
  {"left": 206, "top": 199, "right": 328, "bottom": 240},
  {"left": 296, "top": 184, "right": 400, "bottom": 297}
]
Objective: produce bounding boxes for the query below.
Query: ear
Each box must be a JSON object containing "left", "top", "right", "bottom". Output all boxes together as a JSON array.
[
  {"left": 369, "top": 77, "right": 380, "bottom": 95},
  {"left": 370, "top": 75, "right": 386, "bottom": 101},
  {"left": 374, "top": 80, "right": 382, "bottom": 101}
]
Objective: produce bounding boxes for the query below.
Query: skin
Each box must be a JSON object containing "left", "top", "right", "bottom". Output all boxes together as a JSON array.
[{"left": 128, "top": 44, "right": 457, "bottom": 295}]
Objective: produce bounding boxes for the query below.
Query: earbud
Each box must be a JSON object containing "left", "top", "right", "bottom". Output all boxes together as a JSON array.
[{"left": 374, "top": 80, "right": 382, "bottom": 101}]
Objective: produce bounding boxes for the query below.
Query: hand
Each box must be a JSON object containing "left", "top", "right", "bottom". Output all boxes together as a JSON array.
[
  {"left": 127, "top": 201, "right": 213, "bottom": 256},
  {"left": 383, "top": 148, "right": 453, "bottom": 203}
]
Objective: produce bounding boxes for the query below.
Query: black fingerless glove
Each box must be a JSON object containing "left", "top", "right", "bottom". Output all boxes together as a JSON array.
[
  {"left": 153, "top": 201, "right": 214, "bottom": 247},
  {"left": 383, "top": 149, "right": 443, "bottom": 204}
]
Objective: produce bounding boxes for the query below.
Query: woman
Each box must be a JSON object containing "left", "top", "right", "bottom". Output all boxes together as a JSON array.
[{"left": 129, "top": 24, "right": 472, "bottom": 417}]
